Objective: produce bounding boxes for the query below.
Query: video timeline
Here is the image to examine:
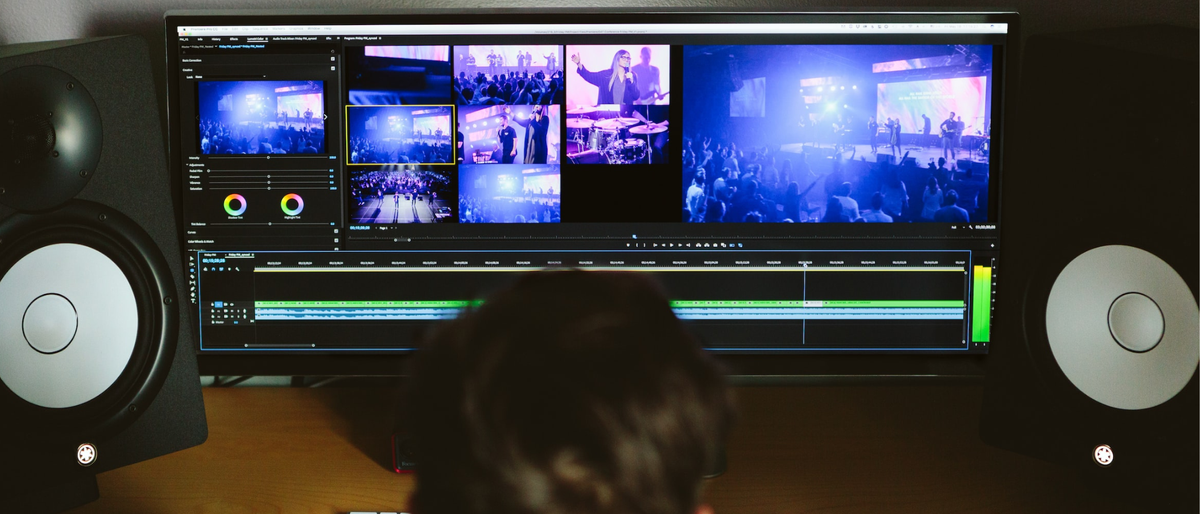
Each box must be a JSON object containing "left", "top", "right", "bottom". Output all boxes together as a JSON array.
[{"left": 194, "top": 249, "right": 992, "bottom": 352}]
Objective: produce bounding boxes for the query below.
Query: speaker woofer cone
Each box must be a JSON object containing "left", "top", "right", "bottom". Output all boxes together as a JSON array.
[{"left": 0, "top": 201, "right": 177, "bottom": 442}]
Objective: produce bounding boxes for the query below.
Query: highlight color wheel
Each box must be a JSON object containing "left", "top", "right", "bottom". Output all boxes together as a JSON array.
[{"left": 280, "top": 193, "right": 304, "bottom": 216}]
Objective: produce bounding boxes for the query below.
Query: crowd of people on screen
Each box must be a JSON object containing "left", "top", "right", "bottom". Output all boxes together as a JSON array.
[
  {"left": 682, "top": 133, "right": 985, "bottom": 224},
  {"left": 453, "top": 70, "right": 565, "bottom": 106},
  {"left": 199, "top": 119, "right": 324, "bottom": 155},
  {"left": 458, "top": 194, "right": 560, "bottom": 224}
]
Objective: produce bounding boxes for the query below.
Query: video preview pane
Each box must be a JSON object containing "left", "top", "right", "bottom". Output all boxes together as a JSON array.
[
  {"left": 459, "top": 164, "right": 561, "bottom": 224},
  {"left": 453, "top": 45, "right": 564, "bottom": 106},
  {"left": 197, "top": 80, "right": 326, "bottom": 155},
  {"left": 566, "top": 45, "right": 670, "bottom": 109},
  {"left": 457, "top": 105, "right": 560, "bottom": 165},
  {"left": 350, "top": 165, "right": 456, "bottom": 224},
  {"left": 565, "top": 45, "right": 670, "bottom": 166},
  {"left": 347, "top": 105, "right": 454, "bottom": 165},
  {"left": 683, "top": 45, "right": 992, "bottom": 223},
  {"left": 346, "top": 46, "right": 452, "bottom": 106}
]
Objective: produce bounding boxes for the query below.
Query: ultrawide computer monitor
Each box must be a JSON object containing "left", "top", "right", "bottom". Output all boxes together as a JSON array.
[{"left": 164, "top": 10, "right": 1017, "bottom": 376}]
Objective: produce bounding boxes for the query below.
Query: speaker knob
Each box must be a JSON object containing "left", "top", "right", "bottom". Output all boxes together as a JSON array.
[{"left": 22, "top": 293, "right": 78, "bottom": 354}]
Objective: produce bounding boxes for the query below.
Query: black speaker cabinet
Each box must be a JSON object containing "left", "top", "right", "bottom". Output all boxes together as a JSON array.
[
  {"left": 0, "top": 36, "right": 207, "bottom": 512},
  {"left": 983, "top": 26, "right": 1198, "bottom": 513}
]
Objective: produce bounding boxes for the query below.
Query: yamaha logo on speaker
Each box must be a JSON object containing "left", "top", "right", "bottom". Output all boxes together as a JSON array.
[
  {"left": 76, "top": 443, "right": 96, "bottom": 467},
  {"left": 1093, "top": 444, "right": 1114, "bottom": 467}
]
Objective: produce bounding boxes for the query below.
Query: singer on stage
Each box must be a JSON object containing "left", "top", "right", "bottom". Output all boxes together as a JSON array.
[
  {"left": 940, "top": 111, "right": 958, "bottom": 161},
  {"left": 571, "top": 49, "right": 640, "bottom": 105},
  {"left": 511, "top": 105, "right": 551, "bottom": 164}
]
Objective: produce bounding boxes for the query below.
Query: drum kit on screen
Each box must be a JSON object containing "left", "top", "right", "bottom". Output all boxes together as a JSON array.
[{"left": 565, "top": 105, "right": 667, "bottom": 164}]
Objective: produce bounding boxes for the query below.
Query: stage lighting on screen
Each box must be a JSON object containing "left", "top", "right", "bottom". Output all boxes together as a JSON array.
[
  {"left": 730, "top": 76, "right": 766, "bottom": 117},
  {"left": 876, "top": 76, "right": 987, "bottom": 135}
]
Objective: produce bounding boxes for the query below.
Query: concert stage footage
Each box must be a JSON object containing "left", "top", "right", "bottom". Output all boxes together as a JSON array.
[
  {"left": 454, "top": 45, "right": 563, "bottom": 106},
  {"left": 683, "top": 44, "right": 992, "bottom": 224},
  {"left": 197, "top": 80, "right": 326, "bottom": 155},
  {"left": 346, "top": 45, "right": 453, "bottom": 105},
  {"left": 565, "top": 105, "right": 668, "bottom": 165},
  {"left": 346, "top": 105, "right": 454, "bottom": 165},
  {"left": 349, "top": 165, "right": 456, "bottom": 224},
  {"left": 566, "top": 45, "right": 670, "bottom": 111},
  {"left": 459, "top": 164, "right": 561, "bottom": 224},
  {"left": 458, "top": 105, "right": 560, "bottom": 165}
]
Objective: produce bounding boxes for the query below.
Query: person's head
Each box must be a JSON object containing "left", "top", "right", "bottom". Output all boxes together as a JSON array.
[
  {"left": 944, "top": 189, "right": 959, "bottom": 206},
  {"left": 609, "top": 49, "right": 633, "bottom": 89},
  {"left": 836, "top": 181, "right": 852, "bottom": 197},
  {"left": 612, "top": 49, "right": 632, "bottom": 70},
  {"left": 870, "top": 191, "right": 885, "bottom": 211},
  {"left": 927, "top": 177, "right": 939, "bottom": 190},
  {"left": 937, "top": 157, "right": 946, "bottom": 168},
  {"left": 869, "top": 116, "right": 875, "bottom": 122},
  {"left": 744, "top": 179, "right": 759, "bottom": 196},
  {"left": 948, "top": 111, "right": 956, "bottom": 119},
  {"left": 406, "top": 271, "right": 734, "bottom": 514},
  {"left": 640, "top": 46, "right": 652, "bottom": 64},
  {"left": 500, "top": 115, "right": 509, "bottom": 129}
]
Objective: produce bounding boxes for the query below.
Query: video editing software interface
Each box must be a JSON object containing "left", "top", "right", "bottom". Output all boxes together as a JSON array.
[{"left": 168, "top": 15, "right": 1006, "bottom": 356}]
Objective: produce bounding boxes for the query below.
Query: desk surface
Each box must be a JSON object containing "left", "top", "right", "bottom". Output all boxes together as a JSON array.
[{"left": 70, "top": 385, "right": 1148, "bottom": 514}]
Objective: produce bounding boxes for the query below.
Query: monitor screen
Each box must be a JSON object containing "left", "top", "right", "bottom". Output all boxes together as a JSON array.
[{"left": 165, "top": 12, "right": 1014, "bottom": 375}]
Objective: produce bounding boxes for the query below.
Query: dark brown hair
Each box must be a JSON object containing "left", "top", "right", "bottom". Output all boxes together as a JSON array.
[{"left": 406, "top": 270, "right": 734, "bottom": 514}]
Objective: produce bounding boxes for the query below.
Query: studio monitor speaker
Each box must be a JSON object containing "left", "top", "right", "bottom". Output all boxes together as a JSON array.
[
  {"left": 982, "top": 26, "right": 1198, "bottom": 513},
  {"left": 0, "top": 36, "right": 207, "bottom": 512}
]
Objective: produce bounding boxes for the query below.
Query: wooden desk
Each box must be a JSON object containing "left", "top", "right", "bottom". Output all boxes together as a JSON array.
[{"left": 70, "top": 385, "right": 1148, "bottom": 513}]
